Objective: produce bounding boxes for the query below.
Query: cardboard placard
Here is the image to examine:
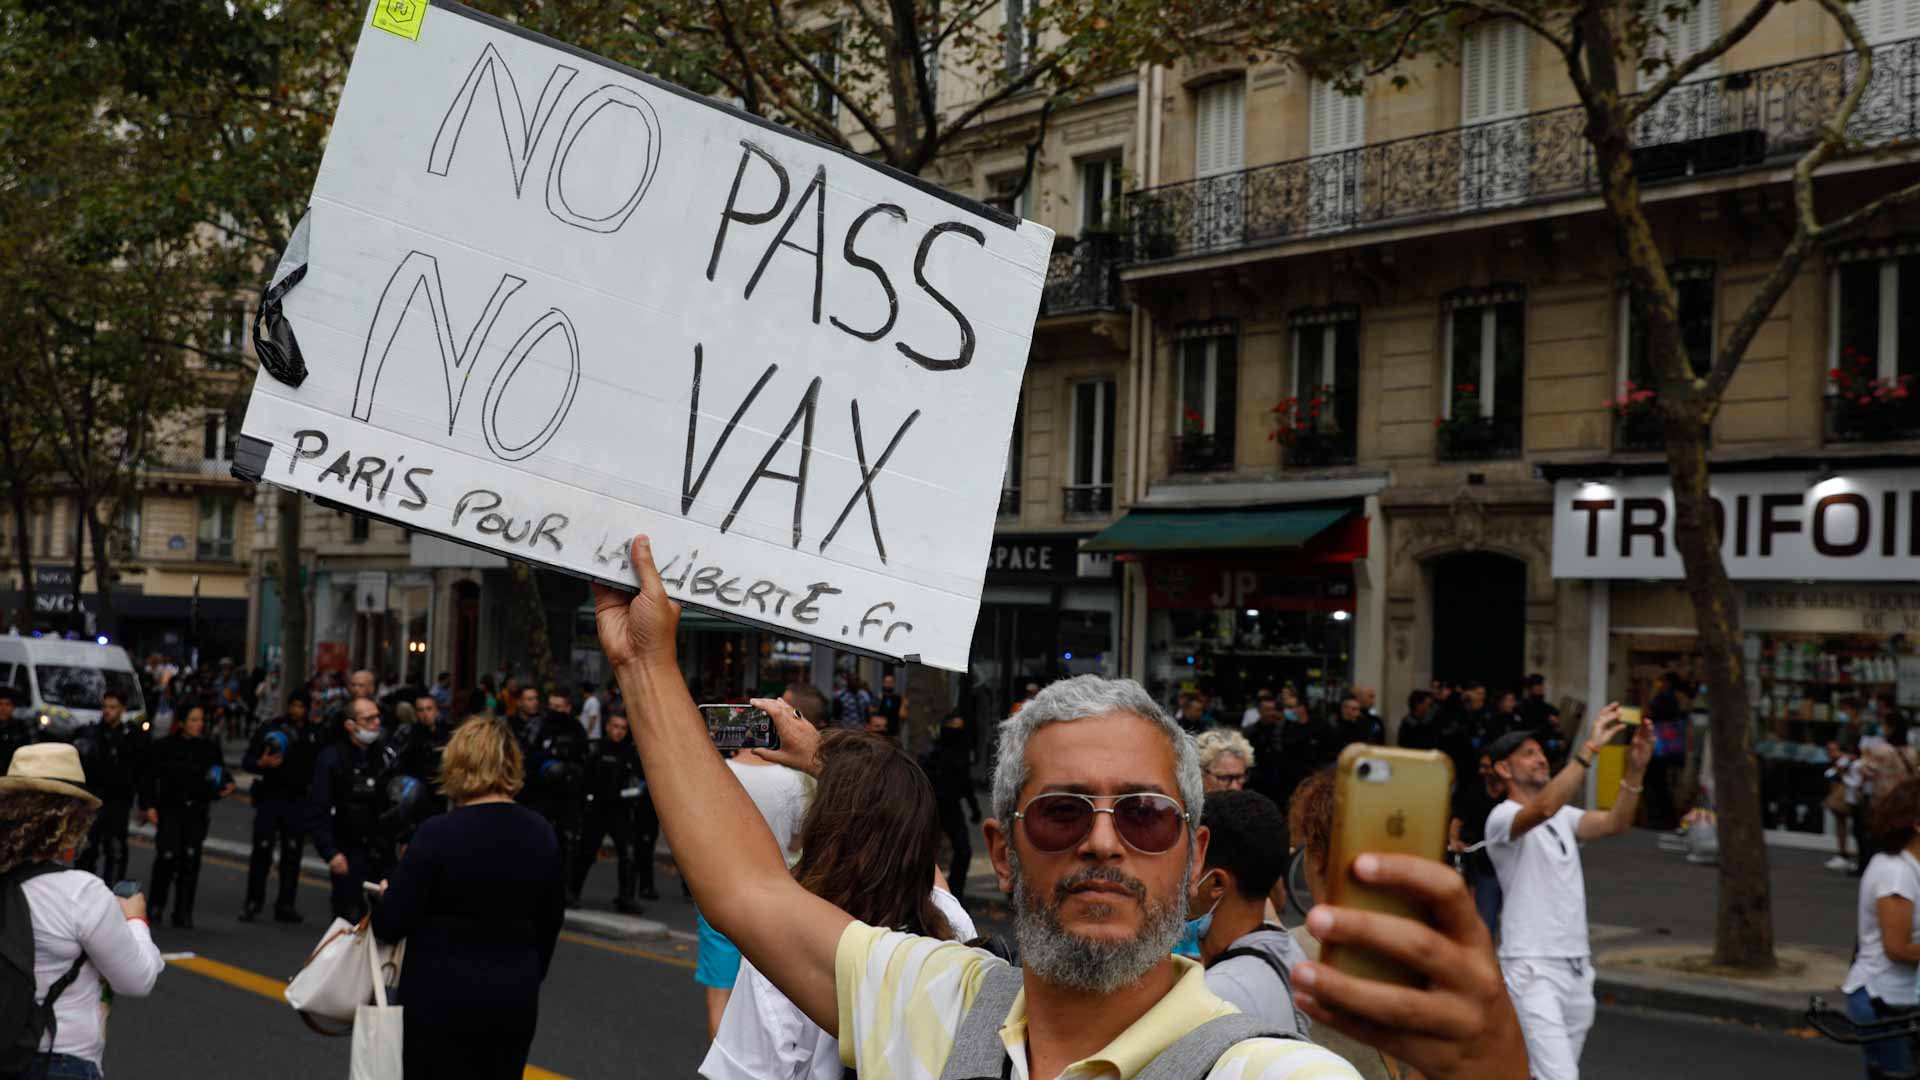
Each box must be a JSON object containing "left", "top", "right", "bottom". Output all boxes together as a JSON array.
[{"left": 238, "top": 1, "right": 1052, "bottom": 671}]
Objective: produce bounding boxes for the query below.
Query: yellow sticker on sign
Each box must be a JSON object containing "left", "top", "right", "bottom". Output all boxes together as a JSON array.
[{"left": 371, "top": 0, "right": 427, "bottom": 41}]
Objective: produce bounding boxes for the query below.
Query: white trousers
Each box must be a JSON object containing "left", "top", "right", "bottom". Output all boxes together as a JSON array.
[{"left": 1501, "top": 955, "right": 1596, "bottom": 1080}]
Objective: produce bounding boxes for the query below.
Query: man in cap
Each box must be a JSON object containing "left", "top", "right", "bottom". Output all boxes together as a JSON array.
[{"left": 1483, "top": 704, "right": 1651, "bottom": 1080}]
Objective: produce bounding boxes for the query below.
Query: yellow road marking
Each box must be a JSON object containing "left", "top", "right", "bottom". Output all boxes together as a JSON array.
[
  {"left": 558, "top": 930, "right": 697, "bottom": 969},
  {"left": 167, "top": 954, "right": 573, "bottom": 1079}
]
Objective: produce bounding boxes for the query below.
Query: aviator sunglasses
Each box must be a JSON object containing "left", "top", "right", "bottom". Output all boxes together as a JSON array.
[{"left": 1012, "top": 792, "right": 1193, "bottom": 854}]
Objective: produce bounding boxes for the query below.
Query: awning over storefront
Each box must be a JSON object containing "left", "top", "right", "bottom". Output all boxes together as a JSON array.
[{"left": 1082, "top": 507, "right": 1352, "bottom": 554}]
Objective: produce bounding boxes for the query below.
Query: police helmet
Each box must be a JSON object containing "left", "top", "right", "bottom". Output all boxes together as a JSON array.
[
  {"left": 381, "top": 774, "right": 425, "bottom": 829},
  {"left": 264, "top": 729, "right": 291, "bottom": 757},
  {"left": 206, "top": 764, "right": 229, "bottom": 794}
]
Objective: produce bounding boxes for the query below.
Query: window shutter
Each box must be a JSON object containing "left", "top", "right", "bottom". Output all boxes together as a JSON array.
[
  {"left": 1464, "top": 21, "right": 1526, "bottom": 123},
  {"left": 1858, "top": 0, "right": 1920, "bottom": 42},
  {"left": 1195, "top": 79, "right": 1244, "bottom": 177},
  {"left": 1310, "top": 76, "right": 1366, "bottom": 154}
]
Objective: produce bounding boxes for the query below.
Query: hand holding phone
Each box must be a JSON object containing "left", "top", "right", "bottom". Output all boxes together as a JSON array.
[
  {"left": 1321, "top": 744, "right": 1452, "bottom": 987},
  {"left": 701, "top": 704, "right": 781, "bottom": 752}
]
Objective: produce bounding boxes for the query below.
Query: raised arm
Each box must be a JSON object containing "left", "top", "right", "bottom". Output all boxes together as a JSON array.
[
  {"left": 1509, "top": 703, "right": 1625, "bottom": 840},
  {"left": 1576, "top": 715, "right": 1652, "bottom": 841},
  {"left": 594, "top": 535, "right": 851, "bottom": 1033}
]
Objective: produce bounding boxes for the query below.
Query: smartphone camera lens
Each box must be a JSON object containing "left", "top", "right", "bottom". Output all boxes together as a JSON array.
[{"left": 1357, "top": 761, "right": 1372, "bottom": 780}]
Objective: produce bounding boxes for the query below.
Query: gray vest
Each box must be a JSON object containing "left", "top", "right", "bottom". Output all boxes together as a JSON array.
[{"left": 932, "top": 965, "right": 1298, "bottom": 1080}]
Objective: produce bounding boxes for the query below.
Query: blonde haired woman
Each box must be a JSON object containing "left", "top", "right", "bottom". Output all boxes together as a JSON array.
[
  {"left": 371, "top": 717, "right": 565, "bottom": 1079},
  {"left": 1194, "top": 727, "right": 1255, "bottom": 793},
  {"left": 1, "top": 745, "right": 164, "bottom": 1080}
]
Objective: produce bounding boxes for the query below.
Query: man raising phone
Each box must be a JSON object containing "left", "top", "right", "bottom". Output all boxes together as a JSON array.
[
  {"left": 1483, "top": 704, "right": 1651, "bottom": 1080},
  {"left": 596, "top": 535, "right": 1526, "bottom": 1080}
]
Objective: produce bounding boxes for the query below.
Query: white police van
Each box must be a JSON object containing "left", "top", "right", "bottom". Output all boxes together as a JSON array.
[{"left": 0, "top": 635, "right": 148, "bottom": 739}]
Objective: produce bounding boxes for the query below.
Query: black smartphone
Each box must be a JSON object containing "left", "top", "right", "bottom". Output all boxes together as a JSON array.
[
  {"left": 701, "top": 704, "right": 780, "bottom": 752},
  {"left": 112, "top": 880, "right": 141, "bottom": 899}
]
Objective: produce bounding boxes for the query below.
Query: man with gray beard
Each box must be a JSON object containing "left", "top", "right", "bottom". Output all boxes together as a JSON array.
[{"left": 594, "top": 534, "right": 1526, "bottom": 1080}]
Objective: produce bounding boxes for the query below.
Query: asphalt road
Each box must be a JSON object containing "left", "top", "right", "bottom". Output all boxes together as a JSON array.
[{"left": 97, "top": 799, "right": 1859, "bottom": 1078}]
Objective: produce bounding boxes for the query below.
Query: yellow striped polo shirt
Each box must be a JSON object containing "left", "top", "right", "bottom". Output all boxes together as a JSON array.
[{"left": 835, "top": 921, "right": 1363, "bottom": 1080}]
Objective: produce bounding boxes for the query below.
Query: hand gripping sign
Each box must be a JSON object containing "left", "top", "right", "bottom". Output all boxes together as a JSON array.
[{"left": 238, "top": 1, "right": 1052, "bottom": 672}]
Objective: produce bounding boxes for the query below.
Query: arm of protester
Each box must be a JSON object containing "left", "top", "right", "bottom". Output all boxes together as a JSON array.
[
  {"left": 595, "top": 535, "right": 851, "bottom": 1034},
  {"left": 1878, "top": 895, "right": 1920, "bottom": 965},
  {"left": 370, "top": 830, "right": 431, "bottom": 945},
  {"left": 1510, "top": 702, "right": 1624, "bottom": 839},
  {"left": 1578, "top": 719, "right": 1652, "bottom": 841},
  {"left": 1290, "top": 853, "right": 1528, "bottom": 1080}
]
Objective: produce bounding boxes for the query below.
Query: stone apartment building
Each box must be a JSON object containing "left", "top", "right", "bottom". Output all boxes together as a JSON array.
[{"left": 1095, "top": 0, "right": 1920, "bottom": 844}]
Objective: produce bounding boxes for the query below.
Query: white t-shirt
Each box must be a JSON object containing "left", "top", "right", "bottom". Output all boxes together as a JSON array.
[
  {"left": 700, "top": 888, "right": 977, "bottom": 1080},
  {"left": 1484, "top": 801, "right": 1591, "bottom": 959},
  {"left": 728, "top": 757, "right": 812, "bottom": 868},
  {"left": 1844, "top": 852, "right": 1920, "bottom": 1004},
  {"left": 579, "top": 695, "right": 603, "bottom": 741},
  {"left": 23, "top": 869, "right": 166, "bottom": 1067}
]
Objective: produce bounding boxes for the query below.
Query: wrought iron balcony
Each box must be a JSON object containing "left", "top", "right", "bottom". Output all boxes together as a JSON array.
[
  {"left": 146, "top": 456, "right": 236, "bottom": 477},
  {"left": 1825, "top": 393, "right": 1920, "bottom": 443},
  {"left": 1283, "top": 429, "right": 1358, "bottom": 468},
  {"left": 998, "top": 487, "right": 1021, "bottom": 517},
  {"left": 1173, "top": 432, "right": 1234, "bottom": 472},
  {"left": 1436, "top": 415, "right": 1523, "bottom": 461},
  {"left": 1062, "top": 483, "right": 1115, "bottom": 517},
  {"left": 1040, "top": 233, "right": 1130, "bottom": 316},
  {"left": 1128, "top": 37, "right": 1920, "bottom": 262}
]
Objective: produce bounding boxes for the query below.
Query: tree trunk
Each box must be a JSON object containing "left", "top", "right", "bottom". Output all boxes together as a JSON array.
[
  {"left": 85, "top": 501, "right": 118, "bottom": 635},
  {"left": 1665, "top": 418, "right": 1774, "bottom": 969},
  {"left": 1576, "top": 6, "right": 1774, "bottom": 969},
  {"left": 7, "top": 481, "right": 32, "bottom": 631},
  {"left": 69, "top": 498, "right": 86, "bottom": 634},
  {"left": 511, "top": 560, "right": 554, "bottom": 691},
  {"left": 276, "top": 487, "right": 307, "bottom": 711}
]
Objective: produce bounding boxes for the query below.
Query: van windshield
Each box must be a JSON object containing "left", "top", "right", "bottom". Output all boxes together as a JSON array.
[{"left": 34, "top": 666, "right": 144, "bottom": 711}]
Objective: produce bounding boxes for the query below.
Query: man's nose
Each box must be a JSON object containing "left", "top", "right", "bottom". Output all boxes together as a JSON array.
[{"left": 1079, "top": 807, "right": 1126, "bottom": 860}]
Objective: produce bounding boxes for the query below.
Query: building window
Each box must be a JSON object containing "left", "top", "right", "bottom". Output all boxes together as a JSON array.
[
  {"left": 1194, "top": 79, "right": 1245, "bottom": 178},
  {"left": 1078, "top": 156, "right": 1124, "bottom": 232},
  {"left": 116, "top": 499, "right": 142, "bottom": 559},
  {"left": 1462, "top": 19, "right": 1527, "bottom": 123},
  {"left": 1000, "top": 395, "right": 1023, "bottom": 518},
  {"left": 1639, "top": 0, "right": 1723, "bottom": 87},
  {"left": 32, "top": 498, "right": 53, "bottom": 558},
  {"left": 202, "top": 411, "right": 236, "bottom": 465},
  {"left": 1829, "top": 248, "right": 1920, "bottom": 441},
  {"left": 1287, "top": 308, "right": 1360, "bottom": 466},
  {"left": 1176, "top": 328, "right": 1238, "bottom": 472},
  {"left": 1308, "top": 76, "right": 1366, "bottom": 155},
  {"left": 986, "top": 170, "right": 1033, "bottom": 220},
  {"left": 197, "top": 496, "right": 236, "bottom": 561},
  {"left": 350, "top": 512, "right": 371, "bottom": 543},
  {"left": 1003, "top": 0, "right": 1036, "bottom": 77},
  {"left": 1616, "top": 266, "right": 1714, "bottom": 450},
  {"left": 1067, "top": 380, "right": 1116, "bottom": 516},
  {"left": 1439, "top": 290, "right": 1525, "bottom": 459},
  {"left": 921, "top": 38, "right": 939, "bottom": 107},
  {"left": 812, "top": 27, "right": 840, "bottom": 123},
  {"left": 1854, "top": 0, "right": 1920, "bottom": 44},
  {"left": 211, "top": 301, "right": 248, "bottom": 357}
]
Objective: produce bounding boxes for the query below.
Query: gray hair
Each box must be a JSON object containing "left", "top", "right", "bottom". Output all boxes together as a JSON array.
[
  {"left": 990, "top": 675, "right": 1204, "bottom": 828},
  {"left": 1193, "top": 727, "right": 1254, "bottom": 771}
]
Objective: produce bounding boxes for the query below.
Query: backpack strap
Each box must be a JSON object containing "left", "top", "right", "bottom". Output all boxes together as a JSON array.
[
  {"left": 1133, "top": 1013, "right": 1297, "bottom": 1080},
  {"left": 1204, "top": 941, "right": 1295, "bottom": 998},
  {"left": 936, "top": 963, "right": 1024, "bottom": 1080}
]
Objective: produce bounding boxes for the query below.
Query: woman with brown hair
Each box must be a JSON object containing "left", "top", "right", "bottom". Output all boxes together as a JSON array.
[
  {"left": 1840, "top": 776, "right": 1920, "bottom": 1078},
  {"left": 700, "top": 724, "right": 974, "bottom": 1080},
  {"left": 2, "top": 744, "right": 163, "bottom": 1079},
  {"left": 370, "top": 716, "right": 565, "bottom": 1080}
]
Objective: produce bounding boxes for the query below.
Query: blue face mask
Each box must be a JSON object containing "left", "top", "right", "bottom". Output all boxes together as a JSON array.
[{"left": 1173, "top": 873, "right": 1223, "bottom": 959}]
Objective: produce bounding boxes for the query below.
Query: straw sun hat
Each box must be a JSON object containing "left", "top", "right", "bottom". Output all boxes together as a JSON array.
[{"left": 0, "top": 744, "right": 102, "bottom": 809}]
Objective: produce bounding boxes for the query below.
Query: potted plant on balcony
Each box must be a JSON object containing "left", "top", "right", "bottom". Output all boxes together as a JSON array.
[
  {"left": 1434, "top": 382, "right": 1494, "bottom": 458},
  {"left": 1609, "top": 381, "right": 1663, "bottom": 450},
  {"left": 1270, "top": 384, "right": 1347, "bottom": 466},
  {"left": 1829, "top": 346, "right": 1919, "bottom": 440}
]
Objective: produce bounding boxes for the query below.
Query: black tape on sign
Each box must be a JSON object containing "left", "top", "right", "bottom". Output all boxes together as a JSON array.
[
  {"left": 231, "top": 435, "right": 273, "bottom": 484},
  {"left": 252, "top": 262, "right": 308, "bottom": 387}
]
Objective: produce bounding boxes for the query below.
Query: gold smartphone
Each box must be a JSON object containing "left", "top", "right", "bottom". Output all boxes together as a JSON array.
[
  {"left": 1322, "top": 744, "right": 1453, "bottom": 987},
  {"left": 1618, "top": 706, "right": 1645, "bottom": 731}
]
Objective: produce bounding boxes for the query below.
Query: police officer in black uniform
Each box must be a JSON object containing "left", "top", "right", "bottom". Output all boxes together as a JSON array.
[
  {"left": 0, "top": 689, "right": 39, "bottom": 774},
  {"left": 569, "top": 711, "right": 649, "bottom": 913},
  {"left": 75, "top": 689, "right": 146, "bottom": 884},
  {"left": 240, "top": 690, "right": 321, "bottom": 923},
  {"left": 141, "top": 705, "right": 235, "bottom": 928},
  {"left": 393, "top": 692, "right": 453, "bottom": 811},
  {"left": 308, "top": 696, "right": 402, "bottom": 923},
  {"left": 522, "top": 690, "right": 589, "bottom": 868}
]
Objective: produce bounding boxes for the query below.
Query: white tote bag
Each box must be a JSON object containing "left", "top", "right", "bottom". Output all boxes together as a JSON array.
[
  {"left": 349, "top": 927, "right": 404, "bottom": 1079},
  {"left": 284, "top": 916, "right": 405, "bottom": 1032}
]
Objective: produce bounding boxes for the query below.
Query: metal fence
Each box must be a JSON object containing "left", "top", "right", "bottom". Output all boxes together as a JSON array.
[{"left": 1128, "top": 37, "right": 1920, "bottom": 261}]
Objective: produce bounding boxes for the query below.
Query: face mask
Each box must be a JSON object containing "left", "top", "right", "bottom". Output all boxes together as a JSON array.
[
  {"left": 1173, "top": 873, "right": 1224, "bottom": 958},
  {"left": 352, "top": 725, "right": 380, "bottom": 746}
]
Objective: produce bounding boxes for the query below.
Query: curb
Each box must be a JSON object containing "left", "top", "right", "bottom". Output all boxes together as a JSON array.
[
  {"left": 1594, "top": 969, "right": 1810, "bottom": 1030},
  {"left": 130, "top": 824, "right": 670, "bottom": 943}
]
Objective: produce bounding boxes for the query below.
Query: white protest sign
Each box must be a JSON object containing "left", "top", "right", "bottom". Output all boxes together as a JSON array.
[{"left": 238, "top": 1, "right": 1052, "bottom": 672}]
